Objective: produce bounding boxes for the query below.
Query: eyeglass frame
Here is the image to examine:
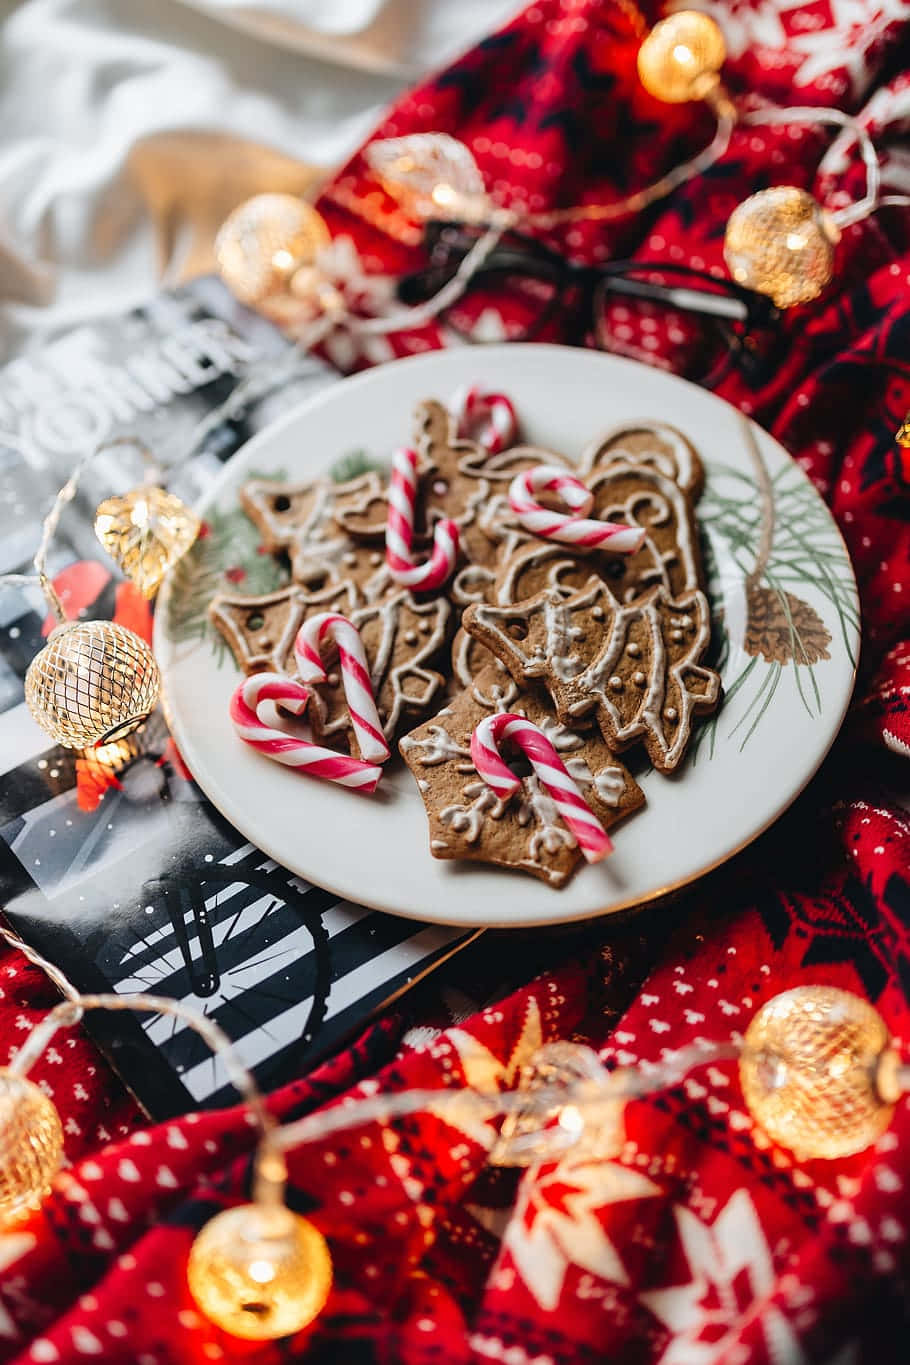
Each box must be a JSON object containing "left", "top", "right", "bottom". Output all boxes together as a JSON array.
[{"left": 397, "top": 220, "right": 783, "bottom": 388}]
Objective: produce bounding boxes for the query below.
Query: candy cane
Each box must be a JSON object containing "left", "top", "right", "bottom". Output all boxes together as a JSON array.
[
  {"left": 229, "top": 674, "right": 383, "bottom": 793},
  {"left": 451, "top": 384, "right": 518, "bottom": 453},
  {"left": 470, "top": 713, "right": 612, "bottom": 863},
  {"left": 294, "top": 613, "right": 390, "bottom": 764},
  {"left": 508, "top": 465, "right": 646, "bottom": 553},
  {"left": 385, "top": 446, "right": 459, "bottom": 590}
]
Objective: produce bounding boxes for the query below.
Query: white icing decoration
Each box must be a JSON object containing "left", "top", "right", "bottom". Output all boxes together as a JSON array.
[
  {"left": 592, "top": 767, "right": 626, "bottom": 806},
  {"left": 520, "top": 776, "right": 577, "bottom": 859},
  {"left": 350, "top": 590, "right": 448, "bottom": 736},
  {"left": 452, "top": 563, "right": 496, "bottom": 607},
  {"left": 401, "top": 724, "right": 473, "bottom": 769},
  {"left": 562, "top": 756, "right": 623, "bottom": 807},
  {"left": 469, "top": 580, "right": 719, "bottom": 770},
  {"left": 531, "top": 713, "right": 584, "bottom": 752},
  {"left": 580, "top": 422, "right": 697, "bottom": 494},
  {"left": 544, "top": 595, "right": 585, "bottom": 682},
  {"left": 587, "top": 464, "right": 700, "bottom": 598},
  {"left": 440, "top": 781, "right": 508, "bottom": 843}
]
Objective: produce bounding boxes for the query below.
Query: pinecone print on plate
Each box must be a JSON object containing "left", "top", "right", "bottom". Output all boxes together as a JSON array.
[{"left": 743, "top": 584, "right": 832, "bottom": 665}]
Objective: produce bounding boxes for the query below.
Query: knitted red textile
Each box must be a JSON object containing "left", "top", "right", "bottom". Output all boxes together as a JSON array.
[{"left": 2, "top": 3, "right": 909, "bottom": 1362}]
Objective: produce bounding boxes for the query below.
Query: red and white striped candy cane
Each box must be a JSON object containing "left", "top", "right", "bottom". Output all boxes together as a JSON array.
[
  {"left": 470, "top": 712, "right": 612, "bottom": 863},
  {"left": 229, "top": 674, "right": 383, "bottom": 793},
  {"left": 385, "top": 446, "right": 459, "bottom": 590},
  {"left": 294, "top": 612, "right": 390, "bottom": 764},
  {"left": 508, "top": 465, "right": 646, "bottom": 553},
  {"left": 451, "top": 384, "right": 518, "bottom": 453}
]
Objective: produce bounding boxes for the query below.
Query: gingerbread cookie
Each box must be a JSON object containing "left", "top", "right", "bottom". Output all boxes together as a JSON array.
[
  {"left": 463, "top": 578, "right": 721, "bottom": 773},
  {"left": 332, "top": 399, "right": 490, "bottom": 546},
  {"left": 581, "top": 421, "right": 704, "bottom": 499},
  {"left": 212, "top": 581, "right": 450, "bottom": 756},
  {"left": 210, "top": 581, "right": 361, "bottom": 675},
  {"left": 241, "top": 472, "right": 386, "bottom": 585},
  {"left": 305, "top": 591, "right": 450, "bottom": 756},
  {"left": 400, "top": 668, "right": 644, "bottom": 886}
]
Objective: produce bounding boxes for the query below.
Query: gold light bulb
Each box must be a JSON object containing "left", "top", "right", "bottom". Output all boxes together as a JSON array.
[
  {"left": 25, "top": 620, "right": 160, "bottom": 749},
  {"left": 724, "top": 187, "right": 839, "bottom": 309},
  {"left": 637, "top": 12, "right": 727, "bottom": 103},
  {"left": 0, "top": 1071, "right": 64, "bottom": 1223},
  {"left": 95, "top": 486, "right": 200, "bottom": 599},
  {"left": 187, "top": 1203, "right": 332, "bottom": 1341},
  {"left": 215, "top": 194, "right": 331, "bottom": 306},
  {"left": 740, "top": 986, "right": 900, "bottom": 1160}
]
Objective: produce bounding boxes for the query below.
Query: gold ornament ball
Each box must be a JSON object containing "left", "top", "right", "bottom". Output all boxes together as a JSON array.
[
  {"left": 740, "top": 986, "right": 899, "bottom": 1160},
  {"left": 187, "top": 1204, "right": 332, "bottom": 1341},
  {"left": 25, "top": 620, "right": 161, "bottom": 749},
  {"left": 0, "top": 1070, "right": 64, "bottom": 1223},
  {"left": 95, "top": 487, "right": 200, "bottom": 599},
  {"left": 215, "top": 194, "right": 331, "bottom": 306},
  {"left": 637, "top": 11, "right": 727, "bottom": 103},
  {"left": 724, "top": 187, "right": 839, "bottom": 309}
]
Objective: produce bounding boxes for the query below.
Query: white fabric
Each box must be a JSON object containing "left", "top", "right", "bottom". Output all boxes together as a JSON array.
[{"left": 0, "top": 0, "right": 521, "bottom": 361}]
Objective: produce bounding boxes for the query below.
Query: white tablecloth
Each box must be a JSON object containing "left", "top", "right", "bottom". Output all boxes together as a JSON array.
[{"left": 0, "top": 0, "right": 520, "bottom": 360}]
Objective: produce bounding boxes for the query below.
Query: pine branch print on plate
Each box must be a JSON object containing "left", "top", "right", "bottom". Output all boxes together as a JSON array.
[
  {"left": 165, "top": 468, "right": 289, "bottom": 661},
  {"left": 693, "top": 418, "right": 854, "bottom": 759}
]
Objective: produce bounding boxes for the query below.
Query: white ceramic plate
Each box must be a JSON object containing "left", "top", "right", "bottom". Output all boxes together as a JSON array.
[{"left": 155, "top": 346, "right": 859, "bottom": 928}]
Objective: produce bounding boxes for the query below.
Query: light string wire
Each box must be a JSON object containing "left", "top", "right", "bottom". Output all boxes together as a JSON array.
[
  {"left": 6, "top": 920, "right": 910, "bottom": 1181},
  {"left": 241, "top": 98, "right": 903, "bottom": 368},
  {"left": 0, "top": 924, "right": 778, "bottom": 1188},
  {"left": 520, "top": 102, "right": 737, "bottom": 228},
  {"left": 739, "top": 106, "right": 881, "bottom": 227},
  {"left": 0, "top": 436, "right": 158, "bottom": 624},
  {"left": 3, "top": 112, "right": 895, "bottom": 498}
]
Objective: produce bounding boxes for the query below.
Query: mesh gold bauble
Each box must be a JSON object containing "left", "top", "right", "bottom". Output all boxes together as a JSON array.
[
  {"left": 95, "top": 486, "right": 200, "bottom": 599},
  {"left": 25, "top": 620, "right": 161, "bottom": 749},
  {"left": 215, "top": 194, "right": 331, "bottom": 305},
  {"left": 637, "top": 11, "right": 726, "bottom": 102},
  {"left": 0, "top": 1070, "right": 64, "bottom": 1222},
  {"left": 187, "top": 1204, "right": 332, "bottom": 1341},
  {"left": 740, "top": 986, "right": 898, "bottom": 1160},
  {"left": 724, "top": 187, "right": 839, "bottom": 309}
]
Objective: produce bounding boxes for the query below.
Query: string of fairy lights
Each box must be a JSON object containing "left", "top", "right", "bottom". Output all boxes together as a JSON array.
[
  {"left": 0, "top": 921, "right": 907, "bottom": 1340},
  {"left": 215, "top": 11, "right": 910, "bottom": 320},
  {"left": 0, "top": 5, "right": 908, "bottom": 1346}
]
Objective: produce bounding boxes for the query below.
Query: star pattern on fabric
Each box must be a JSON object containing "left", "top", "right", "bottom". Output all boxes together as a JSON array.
[
  {"left": 434, "top": 999, "right": 545, "bottom": 1149},
  {"left": 787, "top": 0, "right": 910, "bottom": 93},
  {"left": 673, "top": 0, "right": 910, "bottom": 94},
  {"left": 447, "top": 998, "right": 544, "bottom": 1092},
  {"left": 669, "top": 0, "right": 787, "bottom": 60},
  {"left": 500, "top": 1158, "right": 661, "bottom": 1312},
  {"left": 640, "top": 1190, "right": 807, "bottom": 1365},
  {"left": 0, "top": 1232, "right": 36, "bottom": 1338}
]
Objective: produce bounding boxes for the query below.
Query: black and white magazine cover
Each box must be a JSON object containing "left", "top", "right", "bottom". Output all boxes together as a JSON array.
[{"left": 0, "top": 277, "right": 474, "bottom": 1118}]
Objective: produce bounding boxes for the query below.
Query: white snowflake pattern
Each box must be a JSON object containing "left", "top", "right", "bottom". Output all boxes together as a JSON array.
[
  {"left": 495, "top": 1157, "right": 661, "bottom": 1312},
  {"left": 640, "top": 1189, "right": 808, "bottom": 1364}
]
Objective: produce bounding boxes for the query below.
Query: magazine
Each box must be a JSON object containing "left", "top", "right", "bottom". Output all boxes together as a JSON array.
[{"left": 0, "top": 278, "right": 475, "bottom": 1117}]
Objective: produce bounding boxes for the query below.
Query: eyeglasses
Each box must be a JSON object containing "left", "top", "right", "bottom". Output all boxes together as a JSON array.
[{"left": 397, "top": 221, "right": 782, "bottom": 389}]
